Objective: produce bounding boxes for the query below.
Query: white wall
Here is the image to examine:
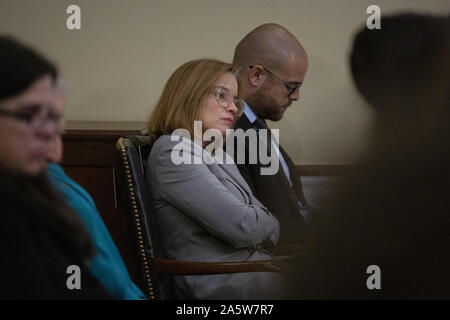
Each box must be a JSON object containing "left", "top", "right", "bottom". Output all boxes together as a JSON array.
[{"left": 1, "top": 0, "right": 448, "bottom": 163}]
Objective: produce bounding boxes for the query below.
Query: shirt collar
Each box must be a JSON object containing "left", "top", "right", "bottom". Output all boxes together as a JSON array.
[{"left": 243, "top": 101, "right": 258, "bottom": 124}]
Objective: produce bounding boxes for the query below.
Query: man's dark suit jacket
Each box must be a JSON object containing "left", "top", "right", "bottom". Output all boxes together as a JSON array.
[{"left": 231, "top": 113, "right": 312, "bottom": 245}]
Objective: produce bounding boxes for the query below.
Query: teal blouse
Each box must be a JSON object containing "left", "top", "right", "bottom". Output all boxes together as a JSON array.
[{"left": 47, "top": 163, "right": 145, "bottom": 300}]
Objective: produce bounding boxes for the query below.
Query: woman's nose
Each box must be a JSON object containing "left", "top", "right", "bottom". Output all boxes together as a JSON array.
[
  {"left": 228, "top": 102, "right": 238, "bottom": 114},
  {"left": 34, "top": 119, "right": 58, "bottom": 139}
]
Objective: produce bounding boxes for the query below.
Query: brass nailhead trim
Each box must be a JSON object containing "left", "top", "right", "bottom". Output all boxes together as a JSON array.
[{"left": 118, "top": 138, "right": 155, "bottom": 300}]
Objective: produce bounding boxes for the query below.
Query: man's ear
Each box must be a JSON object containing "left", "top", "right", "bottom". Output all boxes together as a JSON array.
[{"left": 248, "top": 65, "right": 266, "bottom": 87}]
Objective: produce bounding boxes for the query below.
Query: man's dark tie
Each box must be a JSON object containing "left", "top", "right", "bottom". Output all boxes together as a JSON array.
[
  {"left": 254, "top": 118, "right": 311, "bottom": 224},
  {"left": 253, "top": 118, "right": 272, "bottom": 156}
]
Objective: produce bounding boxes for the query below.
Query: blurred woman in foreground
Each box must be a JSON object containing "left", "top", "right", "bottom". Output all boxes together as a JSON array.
[{"left": 0, "top": 36, "right": 109, "bottom": 299}]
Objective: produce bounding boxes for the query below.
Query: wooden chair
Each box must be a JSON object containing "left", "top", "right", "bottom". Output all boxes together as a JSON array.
[{"left": 115, "top": 135, "right": 291, "bottom": 299}]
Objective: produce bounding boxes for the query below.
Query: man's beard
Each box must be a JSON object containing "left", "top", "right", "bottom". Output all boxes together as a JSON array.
[{"left": 246, "top": 88, "right": 288, "bottom": 122}]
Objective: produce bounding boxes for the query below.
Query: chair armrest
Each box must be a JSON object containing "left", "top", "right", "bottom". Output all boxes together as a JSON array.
[{"left": 153, "top": 258, "right": 291, "bottom": 277}]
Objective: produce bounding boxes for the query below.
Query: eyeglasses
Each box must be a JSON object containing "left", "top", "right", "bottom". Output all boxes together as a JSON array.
[
  {"left": 211, "top": 86, "right": 244, "bottom": 116},
  {"left": 249, "top": 65, "right": 302, "bottom": 96},
  {"left": 0, "top": 104, "right": 65, "bottom": 134}
]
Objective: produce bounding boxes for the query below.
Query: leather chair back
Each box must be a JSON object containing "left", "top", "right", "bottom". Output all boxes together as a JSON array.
[{"left": 115, "top": 135, "right": 174, "bottom": 300}]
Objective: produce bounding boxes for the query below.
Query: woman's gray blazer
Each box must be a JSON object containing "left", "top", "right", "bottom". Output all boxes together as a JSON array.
[{"left": 146, "top": 134, "right": 287, "bottom": 299}]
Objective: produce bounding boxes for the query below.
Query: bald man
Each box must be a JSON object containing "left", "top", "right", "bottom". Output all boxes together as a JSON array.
[{"left": 231, "top": 24, "right": 313, "bottom": 245}]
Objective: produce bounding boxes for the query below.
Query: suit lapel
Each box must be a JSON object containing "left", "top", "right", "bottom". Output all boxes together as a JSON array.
[{"left": 236, "top": 114, "right": 301, "bottom": 208}]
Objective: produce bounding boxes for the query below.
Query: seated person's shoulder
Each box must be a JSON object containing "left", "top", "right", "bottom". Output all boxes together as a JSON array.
[
  {"left": 150, "top": 134, "right": 200, "bottom": 161},
  {"left": 151, "top": 134, "right": 178, "bottom": 154}
]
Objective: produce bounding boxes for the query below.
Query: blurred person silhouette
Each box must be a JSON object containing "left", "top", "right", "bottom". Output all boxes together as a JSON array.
[
  {"left": 0, "top": 36, "right": 110, "bottom": 299},
  {"left": 294, "top": 13, "right": 450, "bottom": 299}
]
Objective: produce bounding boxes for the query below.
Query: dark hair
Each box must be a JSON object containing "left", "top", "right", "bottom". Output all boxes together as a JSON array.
[
  {"left": 350, "top": 13, "right": 450, "bottom": 162},
  {"left": 0, "top": 35, "right": 57, "bottom": 100},
  {"left": 350, "top": 13, "right": 450, "bottom": 112},
  {"left": 0, "top": 169, "right": 94, "bottom": 259}
]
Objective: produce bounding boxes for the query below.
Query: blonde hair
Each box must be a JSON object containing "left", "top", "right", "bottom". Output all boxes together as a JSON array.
[{"left": 147, "top": 59, "right": 238, "bottom": 140}]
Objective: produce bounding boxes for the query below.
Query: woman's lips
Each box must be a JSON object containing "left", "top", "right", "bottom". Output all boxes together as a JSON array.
[
  {"left": 32, "top": 148, "right": 48, "bottom": 160},
  {"left": 222, "top": 118, "right": 233, "bottom": 125}
]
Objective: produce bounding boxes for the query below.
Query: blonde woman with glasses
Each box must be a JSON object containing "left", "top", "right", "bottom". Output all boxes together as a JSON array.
[{"left": 147, "top": 59, "right": 289, "bottom": 299}]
